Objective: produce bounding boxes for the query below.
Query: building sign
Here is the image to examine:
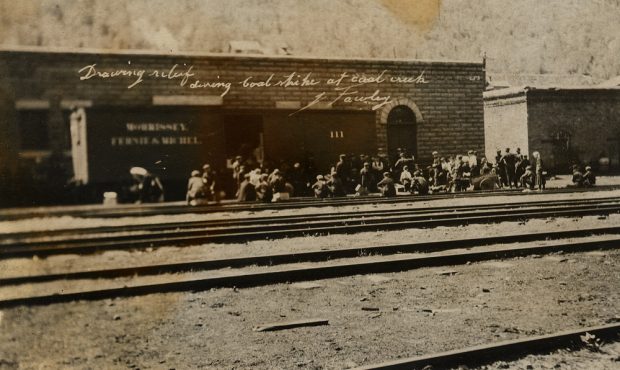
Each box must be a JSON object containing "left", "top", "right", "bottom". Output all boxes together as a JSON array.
[
  {"left": 111, "top": 122, "right": 203, "bottom": 146},
  {"left": 86, "top": 107, "right": 221, "bottom": 183}
]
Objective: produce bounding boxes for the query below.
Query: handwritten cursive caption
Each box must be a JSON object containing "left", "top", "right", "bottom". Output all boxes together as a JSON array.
[{"left": 77, "top": 62, "right": 430, "bottom": 115}]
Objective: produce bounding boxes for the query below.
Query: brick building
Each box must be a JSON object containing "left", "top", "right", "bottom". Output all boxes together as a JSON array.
[
  {"left": 0, "top": 47, "right": 485, "bottom": 205},
  {"left": 484, "top": 86, "right": 620, "bottom": 174}
]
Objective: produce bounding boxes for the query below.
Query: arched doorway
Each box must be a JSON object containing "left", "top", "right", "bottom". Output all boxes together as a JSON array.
[
  {"left": 550, "top": 130, "right": 572, "bottom": 173},
  {"left": 387, "top": 105, "right": 417, "bottom": 161}
]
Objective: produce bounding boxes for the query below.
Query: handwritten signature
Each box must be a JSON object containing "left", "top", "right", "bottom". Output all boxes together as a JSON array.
[{"left": 293, "top": 84, "right": 392, "bottom": 115}]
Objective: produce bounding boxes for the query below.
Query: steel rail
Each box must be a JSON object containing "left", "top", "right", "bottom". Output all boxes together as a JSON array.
[
  {"left": 351, "top": 323, "right": 620, "bottom": 370},
  {"left": 3, "top": 225, "right": 620, "bottom": 286},
  {"left": 2, "top": 201, "right": 620, "bottom": 258},
  {"left": 1, "top": 185, "right": 617, "bottom": 221},
  {"left": 1, "top": 236, "right": 619, "bottom": 308},
  {"left": 5, "top": 196, "right": 620, "bottom": 242}
]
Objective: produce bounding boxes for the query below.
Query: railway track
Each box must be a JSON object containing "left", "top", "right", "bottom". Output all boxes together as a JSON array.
[
  {"left": 3, "top": 192, "right": 618, "bottom": 369},
  {"left": 6, "top": 195, "right": 620, "bottom": 241},
  {"left": 1, "top": 227, "right": 619, "bottom": 308},
  {"left": 3, "top": 196, "right": 620, "bottom": 258},
  {"left": 352, "top": 323, "right": 620, "bottom": 370},
  {"left": 1, "top": 185, "right": 617, "bottom": 220}
]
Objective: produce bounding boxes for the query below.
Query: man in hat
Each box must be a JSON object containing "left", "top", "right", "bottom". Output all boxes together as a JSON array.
[
  {"left": 519, "top": 165, "right": 535, "bottom": 190},
  {"left": 335, "top": 154, "right": 351, "bottom": 193},
  {"left": 312, "top": 174, "right": 330, "bottom": 198},
  {"left": 269, "top": 169, "right": 287, "bottom": 194},
  {"left": 377, "top": 172, "right": 397, "bottom": 197},
  {"left": 399, "top": 165, "right": 413, "bottom": 192},
  {"left": 571, "top": 164, "right": 584, "bottom": 187},
  {"left": 468, "top": 150, "right": 479, "bottom": 178},
  {"left": 584, "top": 166, "right": 596, "bottom": 187},
  {"left": 129, "top": 167, "right": 164, "bottom": 203},
  {"left": 412, "top": 170, "right": 429, "bottom": 195},
  {"left": 202, "top": 164, "right": 217, "bottom": 202},
  {"left": 327, "top": 172, "right": 346, "bottom": 197},
  {"left": 187, "top": 170, "right": 207, "bottom": 206},
  {"left": 359, "top": 162, "right": 375, "bottom": 195},
  {"left": 532, "top": 151, "right": 545, "bottom": 191},
  {"left": 255, "top": 174, "right": 273, "bottom": 203},
  {"left": 516, "top": 154, "right": 530, "bottom": 187},
  {"left": 371, "top": 155, "right": 385, "bottom": 185},
  {"left": 501, "top": 148, "right": 517, "bottom": 188},
  {"left": 237, "top": 173, "right": 256, "bottom": 202},
  {"left": 431, "top": 151, "right": 442, "bottom": 187},
  {"left": 394, "top": 151, "right": 414, "bottom": 182},
  {"left": 231, "top": 155, "right": 245, "bottom": 195}
]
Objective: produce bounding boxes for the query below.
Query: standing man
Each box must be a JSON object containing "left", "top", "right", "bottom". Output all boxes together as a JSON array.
[
  {"left": 533, "top": 151, "right": 545, "bottom": 191},
  {"left": 335, "top": 154, "right": 351, "bottom": 194},
  {"left": 584, "top": 166, "right": 596, "bottom": 187},
  {"left": 359, "top": 162, "right": 375, "bottom": 195},
  {"left": 202, "top": 164, "right": 218, "bottom": 202},
  {"left": 468, "top": 150, "right": 479, "bottom": 178},
  {"left": 431, "top": 151, "right": 442, "bottom": 187},
  {"left": 501, "top": 148, "right": 517, "bottom": 188}
]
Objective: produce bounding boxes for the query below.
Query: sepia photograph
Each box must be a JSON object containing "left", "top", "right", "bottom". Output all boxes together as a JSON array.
[{"left": 0, "top": 0, "right": 619, "bottom": 368}]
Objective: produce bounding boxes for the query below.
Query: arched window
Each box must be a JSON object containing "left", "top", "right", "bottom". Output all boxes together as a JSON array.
[
  {"left": 387, "top": 105, "right": 417, "bottom": 159},
  {"left": 387, "top": 105, "right": 416, "bottom": 126}
]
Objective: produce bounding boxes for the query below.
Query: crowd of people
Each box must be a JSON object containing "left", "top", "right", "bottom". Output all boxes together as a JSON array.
[
  {"left": 171, "top": 145, "right": 600, "bottom": 205},
  {"left": 122, "top": 144, "right": 599, "bottom": 205},
  {"left": 179, "top": 145, "right": 600, "bottom": 205}
]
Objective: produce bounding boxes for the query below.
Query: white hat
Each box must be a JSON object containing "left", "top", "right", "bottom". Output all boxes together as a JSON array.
[{"left": 130, "top": 167, "right": 148, "bottom": 176}]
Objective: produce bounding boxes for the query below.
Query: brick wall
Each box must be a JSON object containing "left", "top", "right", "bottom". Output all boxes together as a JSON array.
[
  {"left": 0, "top": 48, "right": 484, "bottom": 203},
  {"left": 526, "top": 89, "right": 620, "bottom": 173}
]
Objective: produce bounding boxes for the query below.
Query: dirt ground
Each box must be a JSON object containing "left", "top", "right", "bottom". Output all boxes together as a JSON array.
[
  {"left": 1, "top": 189, "right": 619, "bottom": 369},
  {"left": 0, "top": 247, "right": 618, "bottom": 369}
]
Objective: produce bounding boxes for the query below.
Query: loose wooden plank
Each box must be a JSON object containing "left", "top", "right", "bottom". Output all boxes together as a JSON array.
[{"left": 252, "top": 318, "right": 329, "bottom": 332}]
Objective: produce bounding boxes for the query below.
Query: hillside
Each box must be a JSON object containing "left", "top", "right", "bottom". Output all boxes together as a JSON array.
[{"left": 0, "top": 0, "right": 619, "bottom": 80}]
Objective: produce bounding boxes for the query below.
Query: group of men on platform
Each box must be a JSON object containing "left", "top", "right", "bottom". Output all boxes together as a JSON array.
[{"left": 183, "top": 146, "right": 598, "bottom": 205}]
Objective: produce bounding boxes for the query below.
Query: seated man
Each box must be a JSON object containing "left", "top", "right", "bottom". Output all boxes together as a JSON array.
[
  {"left": 312, "top": 175, "right": 331, "bottom": 198},
  {"left": 186, "top": 170, "right": 207, "bottom": 206},
  {"left": 472, "top": 165, "right": 501, "bottom": 190},
  {"left": 377, "top": 172, "right": 397, "bottom": 197},
  {"left": 412, "top": 170, "right": 429, "bottom": 195},
  {"left": 399, "top": 165, "right": 413, "bottom": 192},
  {"left": 237, "top": 173, "right": 257, "bottom": 202},
  {"left": 327, "top": 172, "right": 346, "bottom": 197},
  {"left": 130, "top": 167, "right": 164, "bottom": 203},
  {"left": 519, "top": 165, "right": 535, "bottom": 190},
  {"left": 571, "top": 165, "right": 584, "bottom": 187},
  {"left": 255, "top": 174, "right": 273, "bottom": 203}
]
